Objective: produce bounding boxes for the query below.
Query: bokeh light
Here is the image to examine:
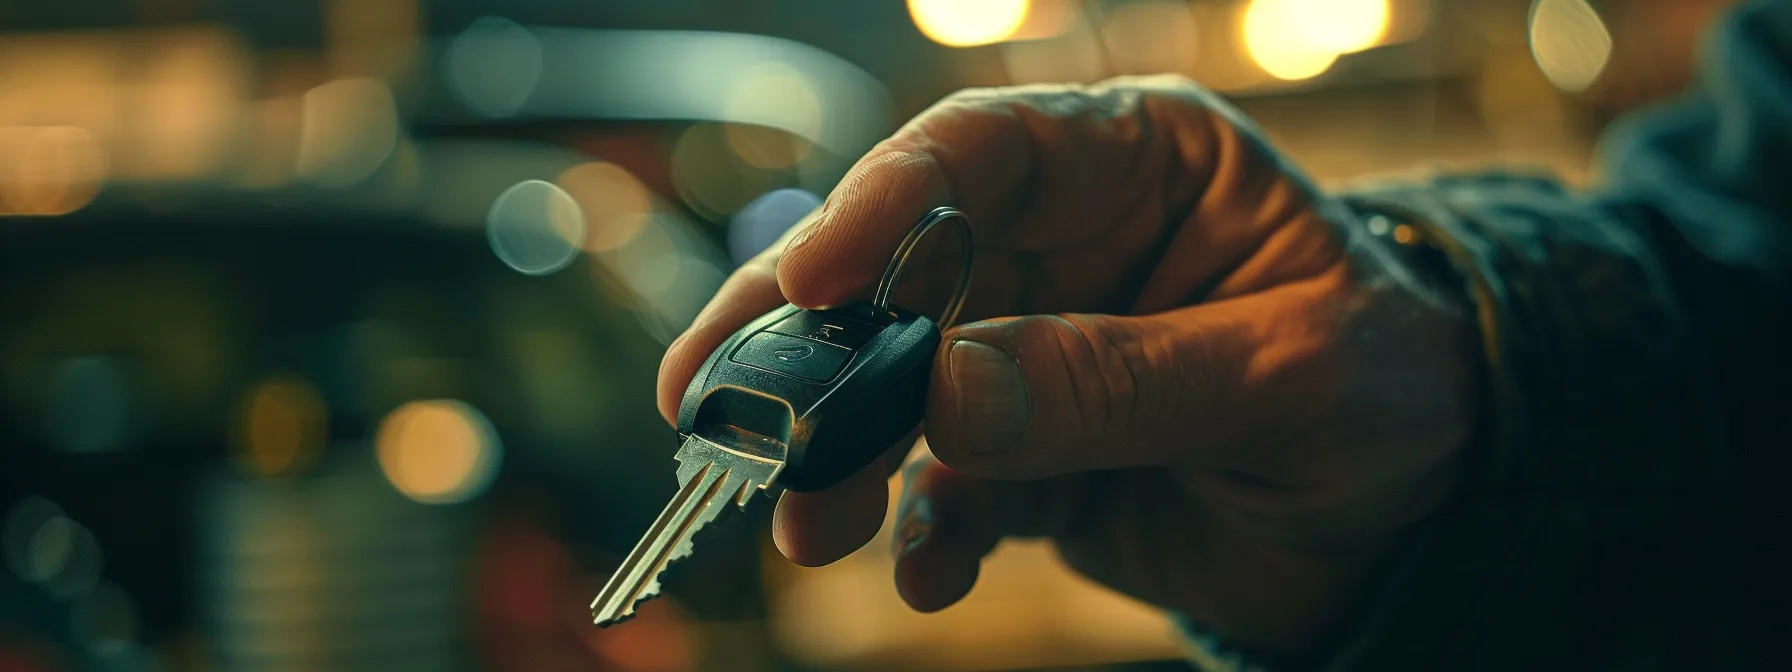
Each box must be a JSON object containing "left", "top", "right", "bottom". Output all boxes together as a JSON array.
[
  {"left": 725, "top": 124, "right": 811, "bottom": 178},
  {"left": 1100, "top": 0, "right": 1200, "bottom": 75},
  {"left": 670, "top": 123, "right": 789, "bottom": 221},
  {"left": 11, "top": 512, "right": 104, "bottom": 599},
  {"left": 591, "top": 212, "right": 732, "bottom": 342},
  {"left": 25, "top": 518, "right": 77, "bottom": 584},
  {"left": 376, "top": 400, "right": 502, "bottom": 505},
  {"left": 416, "top": 139, "right": 590, "bottom": 229},
  {"left": 729, "top": 188, "right": 820, "bottom": 265},
  {"left": 555, "top": 161, "right": 654, "bottom": 252},
  {"left": 1294, "top": 0, "right": 1391, "bottom": 54},
  {"left": 1528, "top": 0, "right": 1613, "bottom": 92},
  {"left": 648, "top": 249, "right": 729, "bottom": 336},
  {"left": 605, "top": 216, "right": 682, "bottom": 299},
  {"left": 908, "top": 0, "right": 1031, "bottom": 48},
  {"left": 294, "top": 77, "right": 400, "bottom": 186},
  {"left": 1243, "top": 0, "right": 1343, "bottom": 81},
  {"left": 1002, "top": 8, "right": 1104, "bottom": 85},
  {"left": 239, "top": 95, "right": 304, "bottom": 190},
  {"left": 448, "top": 16, "right": 543, "bottom": 117},
  {"left": 324, "top": 0, "right": 421, "bottom": 80},
  {"left": 487, "top": 179, "right": 586, "bottom": 276},
  {"left": 130, "top": 32, "right": 245, "bottom": 181},
  {"left": 70, "top": 582, "right": 138, "bottom": 655},
  {"left": 723, "top": 62, "right": 823, "bottom": 169},
  {"left": 1006, "top": 0, "right": 1079, "bottom": 41},
  {"left": 45, "top": 357, "right": 134, "bottom": 454},
  {"left": 0, "top": 125, "right": 107, "bottom": 216},
  {"left": 4, "top": 497, "right": 64, "bottom": 581},
  {"left": 233, "top": 375, "right": 328, "bottom": 478}
]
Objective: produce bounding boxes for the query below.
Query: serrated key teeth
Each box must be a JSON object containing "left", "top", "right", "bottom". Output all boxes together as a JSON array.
[
  {"left": 595, "top": 604, "right": 645, "bottom": 628},
  {"left": 594, "top": 611, "right": 632, "bottom": 628},
  {"left": 593, "top": 434, "right": 785, "bottom": 631},
  {"left": 592, "top": 583, "right": 656, "bottom": 628}
]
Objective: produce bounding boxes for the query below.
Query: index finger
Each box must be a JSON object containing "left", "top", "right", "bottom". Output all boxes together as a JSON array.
[
  {"left": 657, "top": 84, "right": 1039, "bottom": 424},
  {"left": 654, "top": 209, "right": 816, "bottom": 424},
  {"left": 775, "top": 87, "right": 1036, "bottom": 310}
]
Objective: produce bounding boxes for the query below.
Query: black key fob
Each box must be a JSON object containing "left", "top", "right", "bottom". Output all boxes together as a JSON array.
[{"left": 675, "top": 302, "right": 940, "bottom": 492}]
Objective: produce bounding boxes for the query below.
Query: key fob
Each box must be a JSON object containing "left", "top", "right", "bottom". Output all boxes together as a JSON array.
[{"left": 675, "top": 302, "right": 940, "bottom": 492}]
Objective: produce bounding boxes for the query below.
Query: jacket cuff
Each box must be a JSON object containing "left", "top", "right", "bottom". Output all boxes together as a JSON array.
[
  {"left": 1329, "top": 174, "right": 1717, "bottom": 668},
  {"left": 1175, "top": 172, "right": 1715, "bottom": 668}
]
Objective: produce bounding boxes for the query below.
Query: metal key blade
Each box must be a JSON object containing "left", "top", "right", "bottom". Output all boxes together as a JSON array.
[{"left": 591, "top": 433, "right": 784, "bottom": 627}]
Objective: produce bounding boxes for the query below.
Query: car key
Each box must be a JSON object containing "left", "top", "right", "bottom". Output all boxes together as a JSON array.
[{"left": 591, "top": 207, "right": 973, "bottom": 627}]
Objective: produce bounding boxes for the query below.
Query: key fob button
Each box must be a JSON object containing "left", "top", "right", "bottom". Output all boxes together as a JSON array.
[
  {"left": 730, "top": 332, "right": 855, "bottom": 383},
  {"left": 766, "top": 310, "right": 881, "bottom": 350}
]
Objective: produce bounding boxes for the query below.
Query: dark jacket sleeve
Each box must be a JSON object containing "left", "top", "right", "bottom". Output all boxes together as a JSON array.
[{"left": 1239, "top": 2, "right": 1785, "bottom": 669}]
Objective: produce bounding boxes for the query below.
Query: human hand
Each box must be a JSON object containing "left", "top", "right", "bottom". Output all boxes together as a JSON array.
[{"left": 657, "top": 75, "right": 1480, "bottom": 657}]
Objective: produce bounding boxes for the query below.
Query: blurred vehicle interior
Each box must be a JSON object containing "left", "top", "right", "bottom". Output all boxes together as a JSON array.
[{"left": 0, "top": 0, "right": 1733, "bottom": 670}]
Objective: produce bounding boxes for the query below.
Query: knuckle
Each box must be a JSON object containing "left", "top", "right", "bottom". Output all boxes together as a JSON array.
[
  {"left": 1049, "top": 314, "right": 1153, "bottom": 441},
  {"left": 1096, "top": 73, "right": 1216, "bottom": 110},
  {"left": 940, "top": 85, "right": 994, "bottom": 102},
  {"left": 936, "top": 85, "right": 1009, "bottom": 110},
  {"left": 1111, "top": 72, "right": 1206, "bottom": 96}
]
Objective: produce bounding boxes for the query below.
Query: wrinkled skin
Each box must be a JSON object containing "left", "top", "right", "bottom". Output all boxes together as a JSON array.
[{"left": 657, "top": 76, "right": 1480, "bottom": 657}]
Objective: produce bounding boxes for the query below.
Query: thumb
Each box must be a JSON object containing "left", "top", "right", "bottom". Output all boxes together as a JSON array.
[{"left": 923, "top": 284, "right": 1341, "bottom": 480}]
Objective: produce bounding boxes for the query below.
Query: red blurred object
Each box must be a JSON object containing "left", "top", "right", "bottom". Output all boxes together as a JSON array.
[
  {"left": 578, "top": 597, "right": 692, "bottom": 672},
  {"left": 0, "top": 642, "right": 51, "bottom": 672},
  {"left": 474, "top": 516, "right": 694, "bottom": 672}
]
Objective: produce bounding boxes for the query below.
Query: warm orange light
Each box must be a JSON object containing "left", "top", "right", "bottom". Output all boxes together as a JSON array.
[
  {"left": 1001, "top": 18, "right": 1105, "bottom": 85},
  {"left": 0, "top": 27, "right": 246, "bottom": 183},
  {"left": 908, "top": 0, "right": 1030, "bottom": 48},
  {"left": 1243, "top": 0, "right": 1339, "bottom": 81},
  {"left": 669, "top": 123, "right": 782, "bottom": 221},
  {"left": 1294, "top": 0, "right": 1390, "bottom": 54},
  {"left": 766, "top": 442, "right": 1183, "bottom": 669},
  {"left": 234, "top": 375, "right": 327, "bottom": 477},
  {"left": 1529, "top": 0, "right": 1613, "bottom": 92},
  {"left": 1392, "top": 224, "right": 1417, "bottom": 245},
  {"left": 0, "top": 126, "right": 107, "bottom": 216},
  {"left": 725, "top": 125, "right": 815, "bottom": 171},
  {"left": 1100, "top": 0, "right": 1200, "bottom": 75},
  {"left": 580, "top": 601, "right": 694, "bottom": 672},
  {"left": 1242, "top": 0, "right": 1389, "bottom": 81},
  {"left": 294, "top": 78, "right": 400, "bottom": 186},
  {"left": 556, "top": 162, "right": 654, "bottom": 252},
  {"left": 1008, "top": 0, "right": 1078, "bottom": 41},
  {"left": 376, "top": 400, "right": 501, "bottom": 504},
  {"left": 132, "top": 34, "right": 245, "bottom": 181},
  {"left": 324, "top": 0, "right": 420, "bottom": 79},
  {"left": 722, "top": 62, "right": 823, "bottom": 169}
]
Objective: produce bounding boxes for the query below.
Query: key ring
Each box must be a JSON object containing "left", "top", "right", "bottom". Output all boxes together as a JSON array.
[{"left": 871, "top": 206, "right": 974, "bottom": 330}]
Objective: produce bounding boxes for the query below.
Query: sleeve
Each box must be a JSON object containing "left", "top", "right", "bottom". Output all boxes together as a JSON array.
[{"left": 1177, "top": 2, "right": 1786, "bottom": 669}]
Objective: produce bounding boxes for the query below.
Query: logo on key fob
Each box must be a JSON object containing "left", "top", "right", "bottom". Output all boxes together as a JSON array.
[{"left": 773, "top": 344, "right": 815, "bottom": 363}]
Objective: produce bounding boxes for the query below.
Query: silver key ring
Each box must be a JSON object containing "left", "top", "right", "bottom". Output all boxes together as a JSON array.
[{"left": 871, "top": 206, "right": 974, "bottom": 330}]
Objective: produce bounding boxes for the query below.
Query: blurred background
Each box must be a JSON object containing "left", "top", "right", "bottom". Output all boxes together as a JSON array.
[{"left": 0, "top": 0, "right": 1736, "bottom": 670}]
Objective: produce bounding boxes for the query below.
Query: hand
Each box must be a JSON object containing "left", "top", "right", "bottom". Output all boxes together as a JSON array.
[{"left": 658, "top": 76, "right": 1480, "bottom": 657}]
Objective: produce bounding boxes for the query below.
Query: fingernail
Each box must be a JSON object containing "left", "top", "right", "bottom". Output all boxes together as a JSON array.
[
  {"left": 892, "top": 496, "right": 933, "bottom": 560},
  {"left": 948, "top": 340, "right": 1030, "bottom": 454}
]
